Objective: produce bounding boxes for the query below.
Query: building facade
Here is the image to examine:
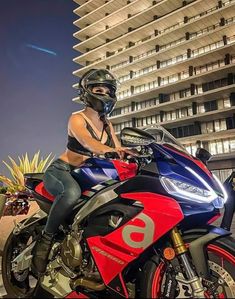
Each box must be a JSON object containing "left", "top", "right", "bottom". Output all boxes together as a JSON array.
[{"left": 73, "top": 0, "right": 235, "bottom": 180}]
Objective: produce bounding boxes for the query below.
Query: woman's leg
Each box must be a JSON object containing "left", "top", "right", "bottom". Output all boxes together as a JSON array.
[
  {"left": 43, "top": 164, "right": 82, "bottom": 234},
  {"left": 32, "top": 159, "right": 82, "bottom": 274}
]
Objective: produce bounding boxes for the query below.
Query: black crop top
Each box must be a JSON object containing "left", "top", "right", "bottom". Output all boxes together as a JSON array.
[{"left": 67, "top": 118, "right": 115, "bottom": 157}]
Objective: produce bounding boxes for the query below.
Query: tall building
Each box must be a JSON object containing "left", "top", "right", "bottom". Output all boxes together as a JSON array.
[{"left": 73, "top": 0, "right": 235, "bottom": 180}]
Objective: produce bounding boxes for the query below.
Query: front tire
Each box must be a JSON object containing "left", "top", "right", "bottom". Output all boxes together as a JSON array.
[
  {"left": 2, "top": 217, "right": 42, "bottom": 298},
  {"left": 139, "top": 235, "right": 235, "bottom": 298}
]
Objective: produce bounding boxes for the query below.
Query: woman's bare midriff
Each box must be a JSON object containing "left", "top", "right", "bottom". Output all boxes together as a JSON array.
[{"left": 59, "top": 149, "right": 89, "bottom": 167}]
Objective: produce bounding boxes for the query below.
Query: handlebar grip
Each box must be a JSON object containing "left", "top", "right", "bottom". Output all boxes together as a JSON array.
[{"left": 104, "top": 151, "right": 120, "bottom": 159}]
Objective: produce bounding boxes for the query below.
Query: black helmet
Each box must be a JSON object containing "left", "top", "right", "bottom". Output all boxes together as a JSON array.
[{"left": 78, "top": 68, "right": 118, "bottom": 116}]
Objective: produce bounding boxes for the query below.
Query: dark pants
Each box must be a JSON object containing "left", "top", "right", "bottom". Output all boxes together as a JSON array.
[{"left": 43, "top": 158, "right": 82, "bottom": 234}]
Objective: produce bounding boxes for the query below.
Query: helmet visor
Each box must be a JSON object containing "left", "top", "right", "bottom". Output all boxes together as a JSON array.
[{"left": 82, "top": 69, "right": 120, "bottom": 91}]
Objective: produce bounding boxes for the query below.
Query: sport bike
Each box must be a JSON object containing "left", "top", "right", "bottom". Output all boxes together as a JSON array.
[{"left": 2, "top": 125, "right": 235, "bottom": 298}]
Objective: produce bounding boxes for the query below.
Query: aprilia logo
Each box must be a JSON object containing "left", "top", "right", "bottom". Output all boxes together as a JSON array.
[{"left": 122, "top": 213, "right": 154, "bottom": 249}]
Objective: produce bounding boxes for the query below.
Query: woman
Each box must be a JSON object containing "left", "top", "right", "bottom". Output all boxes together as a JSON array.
[{"left": 32, "top": 68, "right": 132, "bottom": 274}]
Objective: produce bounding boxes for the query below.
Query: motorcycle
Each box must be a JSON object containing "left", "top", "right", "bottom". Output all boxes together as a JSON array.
[{"left": 1, "top": 125, "right": 235, "bottom": 298}]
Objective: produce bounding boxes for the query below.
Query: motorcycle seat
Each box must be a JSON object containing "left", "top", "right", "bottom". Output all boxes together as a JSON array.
[{"left": 24, "top": 173, "right": 45, "bottom": 191}]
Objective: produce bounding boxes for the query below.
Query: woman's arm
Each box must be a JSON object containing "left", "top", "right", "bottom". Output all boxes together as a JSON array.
[
  {"left": 68, "top": 114, "right": 114, "bottom": 155},
  {"left": 108, "top": 121, "right": 138, "bottom": 158}
]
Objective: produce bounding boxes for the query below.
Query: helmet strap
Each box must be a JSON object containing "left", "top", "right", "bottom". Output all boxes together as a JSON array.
[{"left": 99, "top": 114, "right": 108, "bottom": 128}]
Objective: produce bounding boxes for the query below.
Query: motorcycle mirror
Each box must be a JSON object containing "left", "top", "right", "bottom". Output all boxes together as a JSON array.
[
  {"left": 195, "top": 148, "right": 212, "bottom": 165},
  {"left": 120, "top": 127, "right": 155, "bottom": 147}
]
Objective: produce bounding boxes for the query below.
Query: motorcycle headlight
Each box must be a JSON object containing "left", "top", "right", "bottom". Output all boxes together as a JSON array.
[{"left": 160, "top": 176, "right": 217, "bottom": 203}]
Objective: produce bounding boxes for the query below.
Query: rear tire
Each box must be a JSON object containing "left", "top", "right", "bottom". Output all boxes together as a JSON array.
[
  {"left": 138, "top": 235, "right": 235, "bottom": 298},
  {"left": 2, "top": 217, "right": 42, "bottom": 298}
]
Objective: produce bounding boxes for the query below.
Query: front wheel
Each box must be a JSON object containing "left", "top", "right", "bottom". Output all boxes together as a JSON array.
[
  {"left": 2, "top": 217, "right": 42, "bottom": 298},
  {"left": 139, "top": 235, "right": 235, "bottom": 298}
]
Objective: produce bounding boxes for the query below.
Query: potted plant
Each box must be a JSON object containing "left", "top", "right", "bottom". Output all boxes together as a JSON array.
[
  {"left": 0, "top": 186, "right": 8, "bottom": 219},
  {"left": 0, "top": 151, "right": 54, "bottom": 218}
]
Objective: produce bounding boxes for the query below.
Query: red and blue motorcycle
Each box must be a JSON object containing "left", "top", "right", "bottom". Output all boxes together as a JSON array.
[{"left": 2, "top": 125, "right": 235, "bottom": 298}]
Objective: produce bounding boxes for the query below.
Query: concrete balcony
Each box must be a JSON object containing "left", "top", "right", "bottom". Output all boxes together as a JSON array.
[
  {"left": 160, "top": 106, "right": 235, "bottom": 129},
  {"left": 208, "top": 151, "right": 235, "bottom": 170},
  {"left": 73, "top": 0, "right": 234, "bottom": 64},
  {"left": 114, "top": 62, "right": 235, "bottom": 108},
  {"left": 74, "top": 0, "right": 113, "bottom": 18},
  {"left": 118, "top": 42, "right": 235, "bottom": 90},
  {"left": 73, "top": 0, "right": 90, "bottom": 5},
  {"left": 74, "top": 0, "right": 175, "bottom": 43},
  {"left": 109, "top": 84, "right": 235, "bottom": 123},
  {"left": 73, "top": 20, "right": 235, "bottom": 78},
  {"left": 72, "top": 38, "right": 235, "bottom": 89},
  {"left": 73, "top": 0, "right": 134, "bottom": 30},
  {"left": 179, "top": 128, "right": 235, "bottom": 143},
  {"left": 114, "top": 107, "right": 235, "bottom": 132}
]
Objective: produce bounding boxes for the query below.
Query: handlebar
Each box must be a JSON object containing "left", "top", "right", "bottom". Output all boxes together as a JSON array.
[
  {"left": 104, "top": 149, "right": 153, "bottom": 167},
  {"left": 104, "top": 151, "right": 121, "bottom": 159}
]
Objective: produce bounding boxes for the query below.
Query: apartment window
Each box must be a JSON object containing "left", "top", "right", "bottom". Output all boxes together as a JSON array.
[
  {"left": 207, "top": 122, "right": 214, "bottom": 133},
  {"left": 197, "top": 103, "right": 205, "bottom": 114},
  {"left": 204, "top": 100, "right": 217, "bottom": 112},
  {"left": 185, "top": 143, "right": 198, "bottom": 155},
  {"left": 201, "top": 122, "right": 214, "bottom": 134},
  {"left": 170, "top": 93, "right": 176, "bottom": 101},
  {"left": 223, "top": 140, "right": 230, "bottom": 153},
  {"left": 208, "top": 138, "right": 235, "bottom": 155},
  {"left": 111, "top": 108, "right": 121, "bottom": 116},
  {"left": 114, "top": 121, "right": 132, "bottom": 132},
  {"left": 188, "top": 107, "right": 193, "bottom": 116},
  {"left": 209, "top": 141, "right": 217, "bottom": 155},
  {"left": 214, "top": 119, "right": 227, "bottom": 132},
  {"left": 226, "top": 117, "right": 235, "bottom": 129},
  {"left": 202, "top": 77, "right": 228, "bottom": 92},
  {"left": 136, "top": 118, "right": 142, "bottom": 127},
  {"left": 150, "top": 116, "right": 155, "bottom": 124},
  {"left": 147, "top": 116, "right": 152, "bottom": 124},
  {"left": 224, "top": 98, "right": 231, "bottom": 108},
  {"left": 226, "top": 16, "right": 235, "bottom": 24},
  {"left": 228, "top": 35, "right": 235, "bottom": 44},
  {"left": 231, "top": 138, "right": 235, "bottom": 151},
  {"left": 172, "top": 111, "right": 176, "bottom": 120},
  {"left": 176, "top": 54, "right": 183, "bottom": 62},
  {"left": 117, "top": 88, "right": 131, "bottom": 100},
  {"left": 166, "top": 112, "right": 171, "bottom": 121},
  {"left": 181, "top": 107, "right": 188, "bottom": 118}
]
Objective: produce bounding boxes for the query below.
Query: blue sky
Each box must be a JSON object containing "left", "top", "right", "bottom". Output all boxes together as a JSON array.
[{"left": 0, "top": 0, "right": 82, "bottom": 176}]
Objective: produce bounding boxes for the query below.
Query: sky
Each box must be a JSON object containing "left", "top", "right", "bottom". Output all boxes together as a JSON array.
[{"left": 0, "top": 0, "right": 82, "bottom": 177}]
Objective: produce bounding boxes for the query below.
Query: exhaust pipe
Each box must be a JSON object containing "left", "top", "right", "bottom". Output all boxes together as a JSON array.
[{"left": 71, "top": 277, "right": 105, "bottom": 291}]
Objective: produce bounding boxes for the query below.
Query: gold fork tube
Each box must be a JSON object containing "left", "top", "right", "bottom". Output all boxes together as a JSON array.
[{"left": 170, "top": 227, "right": 187, "bottom": 255}]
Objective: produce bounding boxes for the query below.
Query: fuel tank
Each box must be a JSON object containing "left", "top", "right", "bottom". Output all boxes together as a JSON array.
[{"left": 71, "top": 158, "right": 137, "bottom": 192}]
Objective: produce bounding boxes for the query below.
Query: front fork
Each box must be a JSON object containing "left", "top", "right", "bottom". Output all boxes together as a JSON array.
[
  {"left": 169, "top": 226, "right": 231, "bottom": 298},
  {"left": 170, "top": 227, "right": 205, "bottom": 298}
]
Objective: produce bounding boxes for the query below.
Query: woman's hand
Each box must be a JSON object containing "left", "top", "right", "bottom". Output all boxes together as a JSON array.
[{"left": 113, "top": 147, "right": 138, "bottom": 160}]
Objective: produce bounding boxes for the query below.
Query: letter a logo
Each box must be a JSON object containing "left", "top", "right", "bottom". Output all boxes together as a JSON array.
[{"left": 122, "top": 213, "right": 154, "bottom": 249}]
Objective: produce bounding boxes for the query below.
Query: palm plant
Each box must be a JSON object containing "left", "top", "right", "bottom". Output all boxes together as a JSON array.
[{"left": 0, "top": 151, "right": 54, "bottom": 194}]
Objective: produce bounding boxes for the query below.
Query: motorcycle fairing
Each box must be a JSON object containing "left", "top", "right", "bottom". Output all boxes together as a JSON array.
[
  {"left": 33, "top": 158, "right": 137, "bottom": 203},
  {"left": 162, "top": 144, "right": 212, "bottom": 177},
  {"left": 107, "top": 273, "right": 129, "bottom": 298},
  {"left": 35, "top": 182, "right": 55, "bottom": 201},
  {"left": 72, "top": 158, "right": 137, "bottom": 191},
  {"left": 86, "top": 192, "right": 184, "bottom": 289},
  {"left": 65, "top": 291, "right": 89, "bottom": 298},
  {"left": 111, "top": 160, "right": 138, "bottom": 181},
  {"left": 152, "top": 143, "right": 221, "bottom": 193}
]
